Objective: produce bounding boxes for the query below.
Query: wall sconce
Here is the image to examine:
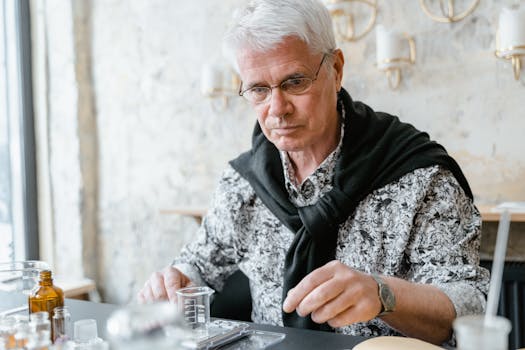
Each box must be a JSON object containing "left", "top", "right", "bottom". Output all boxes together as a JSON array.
[
  {"left": 419, "top": 0, "right": 479, "bottom": 23},
  {"left": 200, "top": 63, "right": 240, "bottom": 108},
  {"left": 323, "top": 0, "right": 377, "bottom": 42},
  {"left": 495, "top": 7, "right": 525, "bottom": 81},
  {"left": 376, "top": 25, "right": 416, "bottom": 90}
]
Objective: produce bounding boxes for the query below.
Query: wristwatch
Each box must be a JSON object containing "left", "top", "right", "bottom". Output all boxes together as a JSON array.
[{"left": 372, "top": 274, "right": 396, "bottom": 316}]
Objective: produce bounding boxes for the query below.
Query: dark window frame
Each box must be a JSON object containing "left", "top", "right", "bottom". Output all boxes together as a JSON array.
[
  {"left": 17, "top": 0, "right": 39, "bottom": 260},
  {"left": 2, "top": 0, "right": 39, "bottom": 260}
]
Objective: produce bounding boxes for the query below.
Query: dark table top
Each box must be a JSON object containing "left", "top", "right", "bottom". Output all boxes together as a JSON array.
[{"left": 0, "top": 291, "right": 366, "bottom": 349}]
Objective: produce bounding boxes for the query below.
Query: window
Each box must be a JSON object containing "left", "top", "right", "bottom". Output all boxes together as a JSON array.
[{"left": 0, "top": 0, "right": 38, "bottom": 262}]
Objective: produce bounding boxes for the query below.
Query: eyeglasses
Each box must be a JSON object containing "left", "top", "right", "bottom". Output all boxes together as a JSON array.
[{"left": 238, "top": 53, "right": 329, "bottom": 104}]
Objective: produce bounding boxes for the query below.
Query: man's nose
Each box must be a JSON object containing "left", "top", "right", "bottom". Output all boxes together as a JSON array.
[{"left": 267, "top": 88, "right": 291, "bottom": 117}]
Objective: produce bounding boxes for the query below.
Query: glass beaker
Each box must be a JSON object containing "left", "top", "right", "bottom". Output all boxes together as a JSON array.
[
  {"left": 453, "top": 315, "right": 512, "bottom": 350},
  {"left": 0, "top": 261, "right": 49, "bottom": 294},
  {"left": 175, "top": 286, "right": 214, "bottom": 337}
]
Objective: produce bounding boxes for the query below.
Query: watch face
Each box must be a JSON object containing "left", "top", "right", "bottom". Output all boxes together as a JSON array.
[{"left": 380, "top": 285, "right": 395, "bottom": 311}]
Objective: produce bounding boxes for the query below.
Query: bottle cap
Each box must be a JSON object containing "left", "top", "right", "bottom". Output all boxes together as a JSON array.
[
  {"left": 40, "top": 270, "right": 52, "bottom": 279},
  {"left": 30, "top": 311, "right": 50, "bottom": 323},
  {"left": 53, "top": 306, "right": 70, "bottom": 318},
  {"left": 74, "top": 319, "right": 98, "bottom": 342}
]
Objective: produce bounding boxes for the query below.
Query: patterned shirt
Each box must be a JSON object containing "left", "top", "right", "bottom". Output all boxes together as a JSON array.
[{"left": 173, "top": 119, "right": 489, "bottom": 343}]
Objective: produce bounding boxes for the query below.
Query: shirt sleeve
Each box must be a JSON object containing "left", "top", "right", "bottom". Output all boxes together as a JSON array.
[
  {"left": 405, "top": 167, "right": 490, "bottom": 318},
  {"left": 171, "top": 165, "right": 252, "bottom": 292}
]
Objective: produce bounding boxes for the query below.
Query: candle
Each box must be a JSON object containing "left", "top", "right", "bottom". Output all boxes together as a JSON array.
[
  {"left": 200, "top": 64, "right": 223, "bottom": 96},
  {"left": 324, "top": 1, "right": 345, "bottom": 13},
  {"left": 376, "top": 25, "right": 406, "bottom": 70},
  {"left": 498, "top": 7, "right": 525, "bottom": 55}
]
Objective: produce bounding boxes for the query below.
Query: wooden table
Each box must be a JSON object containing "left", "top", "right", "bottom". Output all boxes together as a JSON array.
[
  {"left": 162, "top": 205, "right": 525, "bottom": 223},
  {"left": 478, "top": 205, "right": 525, "bottom": 222}
]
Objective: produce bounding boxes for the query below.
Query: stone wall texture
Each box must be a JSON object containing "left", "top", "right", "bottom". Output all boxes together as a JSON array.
[{"left": 41, "top": 0, "right": 525, "bottom": 303}]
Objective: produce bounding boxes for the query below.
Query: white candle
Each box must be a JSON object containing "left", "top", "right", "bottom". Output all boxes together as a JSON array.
[
  {"left": 324, "top": 1, "right": 345, "bottom": 13},
  {"left": 498, "top": 7, "right": 525, "bottom": 55},
  {"left": 376, "top": 25, "right": 406, "bottom": 70},
  {"left": 200, "top": 64, "right": 223, "bottom": 96}
]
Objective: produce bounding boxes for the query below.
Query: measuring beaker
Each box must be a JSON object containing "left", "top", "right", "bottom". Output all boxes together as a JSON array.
[
  {"left": 0, "top": 261, "right": 49, "bottom": 294},
  {"left": 175, "top": 286, "right": 214, "bottom": 337},
  {"left": 453, "top": 315, "right": 512, "bottom": 350}
]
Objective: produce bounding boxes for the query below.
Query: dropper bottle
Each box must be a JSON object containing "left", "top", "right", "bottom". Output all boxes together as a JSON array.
[{"left": 28, "top": 270, "right": 64, "bottom": 341}]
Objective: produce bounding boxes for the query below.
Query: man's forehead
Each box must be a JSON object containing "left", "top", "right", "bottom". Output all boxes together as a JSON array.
[{"left": 237, "top": 43, "right": 317, "bottom": 84}]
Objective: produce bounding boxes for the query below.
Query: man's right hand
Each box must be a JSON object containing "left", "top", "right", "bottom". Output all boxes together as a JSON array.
[{"left": 137, "top": 266, "right": 193, "bottom": 303}]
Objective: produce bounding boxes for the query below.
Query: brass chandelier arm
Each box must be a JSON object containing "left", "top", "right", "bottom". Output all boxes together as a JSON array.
[
  {"left": 329, "top": 0, "right": 377, "bottom": 42},
  {"left": 419, "top": 0, "right": 480, "bottom": 23},
  {"left": 495, "top": 46, "right": 525, "bottom": 58},
  {"left": 439, "top": 0, "right": 454, "bottom": 19},
  {"left": 512, "top": 56, "right": 521, "bottom": 80},
  {"left": 386, "top": 68, "right": 401, "bottom": 89},
  {"left": 495, "top": 47, "right": 525, "bottom": 81},
  {"left": 406, "top": 35, "right": 416, "bottom": 64}
]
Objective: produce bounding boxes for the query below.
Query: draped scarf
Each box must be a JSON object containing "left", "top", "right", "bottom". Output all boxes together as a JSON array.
[{"left": 229, "top": 88, "right": 473, "bottom": 331}]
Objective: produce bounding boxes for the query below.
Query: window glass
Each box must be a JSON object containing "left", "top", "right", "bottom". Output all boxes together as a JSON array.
[
  {"left": 0, "top": 1, "right": 15, "bottom": 261},
  {"left": 0, "top": 0, "right": 37, "bottom": 262}
]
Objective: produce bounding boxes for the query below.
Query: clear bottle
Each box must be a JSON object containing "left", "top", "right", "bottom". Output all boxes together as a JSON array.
[
  {"left": 23, "top": 311, "right": 51, "bottom": 350},
  {"left": 0, "top": 316, "right": 16, "bottom": 349},
  {"left": 25, "top": 330, "right": 51, "bottom": 350},
  {"left": 28, "top": 270, "right": 64, "bottom": 341},
  {"left": 29, "top": 311, "right": 51, "bottom": 342},
  {"left": 13, "top": 315, "right": 31, "bottom": 349},
  {"left": 52, "top": 307, "right": 71, "bottom": 344}
]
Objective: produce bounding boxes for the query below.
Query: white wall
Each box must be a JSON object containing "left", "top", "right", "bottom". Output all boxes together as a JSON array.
[{"left": 39, "top": 0, "right": 525, "bottom": 303}]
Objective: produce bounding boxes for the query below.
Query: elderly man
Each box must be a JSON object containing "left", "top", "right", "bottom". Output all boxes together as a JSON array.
[{"left": 139, "top": 0, "right": 489, "bottom": 345}]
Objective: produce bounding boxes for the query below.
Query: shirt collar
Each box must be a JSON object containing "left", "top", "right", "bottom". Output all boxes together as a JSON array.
[{"left": 279, "top": 103, "right": 346, "bottom": 202}]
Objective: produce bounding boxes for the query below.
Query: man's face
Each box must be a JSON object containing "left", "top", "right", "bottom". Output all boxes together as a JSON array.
[{"left": 237, "top": 37, "right": 344, "bottom": 153}]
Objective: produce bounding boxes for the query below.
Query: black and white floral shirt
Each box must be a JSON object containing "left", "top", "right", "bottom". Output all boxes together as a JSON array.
[{"left": 173, "top": 122, "right": 489, "bottom": 341}]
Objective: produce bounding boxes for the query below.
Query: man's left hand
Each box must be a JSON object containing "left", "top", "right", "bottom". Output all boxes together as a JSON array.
[{"left": 282, "top": 260, "right": 382, "bottom": 328}]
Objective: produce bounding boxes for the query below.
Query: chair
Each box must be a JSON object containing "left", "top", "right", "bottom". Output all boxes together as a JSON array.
[{"left": 210, "top": 269, "right": 252, "bottom": 322}]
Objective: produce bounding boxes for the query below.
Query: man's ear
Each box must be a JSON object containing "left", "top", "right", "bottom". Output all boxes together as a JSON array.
[{"left": 332, "top": 49, "right": 345, "bottom": 92}]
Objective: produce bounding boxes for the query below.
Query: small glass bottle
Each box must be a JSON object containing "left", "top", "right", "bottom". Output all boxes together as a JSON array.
[
  {"left": 25, "top": 330, "right": 51, "bottom": 350},
  {"left": 14, "top": 315, "right": 31, "bottom": 349},
  {"left": 0, "top": 316, "right": 16, "bottom": 349},
  {"left": 29, "top": 312, "right": 51, "bottom": 339},
  {"left": 29, "top": 270, "right": 64, "bottom": 342},
  {"left": 52, "top": 306, "right": 71, "bottom": 344}
]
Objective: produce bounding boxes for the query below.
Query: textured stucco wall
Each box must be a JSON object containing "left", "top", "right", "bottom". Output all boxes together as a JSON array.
[
  {"left": 91, "top": 0, "right": 253, "bottom": 303},
  {"left": 41, "top": 0, "right": 524, "bottom": 303},
  {"left": 43, "top": 0, "right": 85, "bottom": 279}
]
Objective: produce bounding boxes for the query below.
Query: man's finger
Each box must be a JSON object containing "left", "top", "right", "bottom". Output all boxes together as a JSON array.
[
  {"left": 137, "top": 290, "right": 145, "bottom": 304},
  {"left": 283, "top": 263, "right": 336, "bottom": 312},
  {"left": 295, "top": 279, "right": 343, "bottom": 317},
  {"left": 310, "top": 288, "right": 356, "bottom": 324},
  {"left": 165, "top": 269, "right": 184, "bottom": 302},
  {"left": 141, "top": 285, "right": 155, "bottom": 303},
  {"left": 150, "top": 272, "right": 168, "bottom": 300},
  {"left": 326, "top": 301, "right": 373, "bottom": 328}
]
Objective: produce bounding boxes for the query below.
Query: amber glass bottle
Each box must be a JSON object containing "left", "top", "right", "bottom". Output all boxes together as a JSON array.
[{"left": 28, "top": 270, "right": 64, "bottom": 341}]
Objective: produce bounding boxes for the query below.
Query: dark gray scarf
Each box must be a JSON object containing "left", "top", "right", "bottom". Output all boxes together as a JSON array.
[{"left": 230, "top": 88, "right": 473, "bottom": 331}]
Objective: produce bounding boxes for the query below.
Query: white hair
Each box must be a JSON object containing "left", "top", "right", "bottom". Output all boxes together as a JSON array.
[{"left": 223, "top": 0, "right": 336, "bottom": 62}]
